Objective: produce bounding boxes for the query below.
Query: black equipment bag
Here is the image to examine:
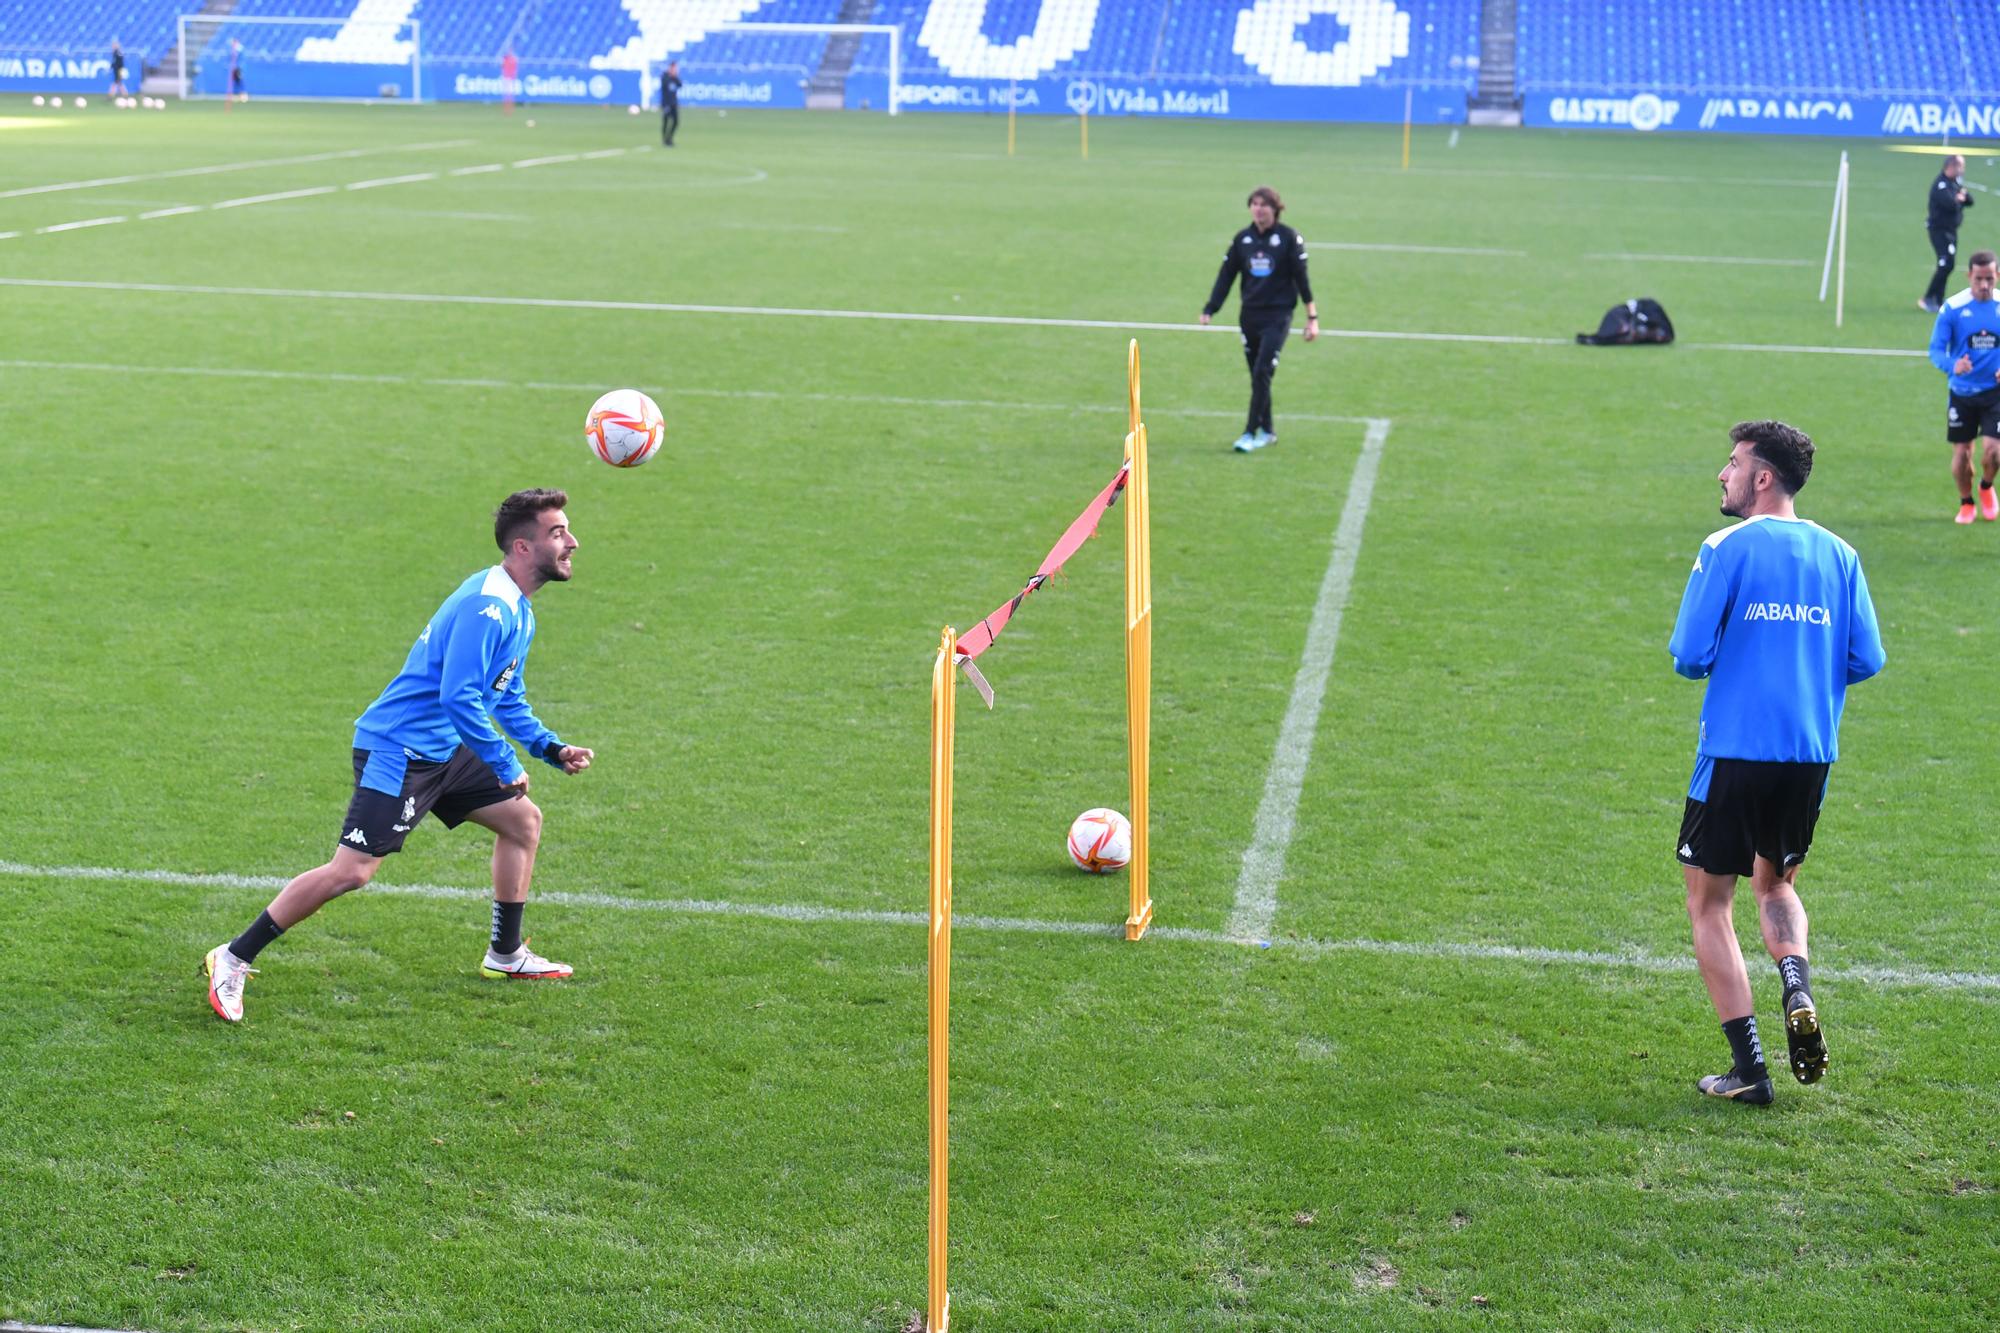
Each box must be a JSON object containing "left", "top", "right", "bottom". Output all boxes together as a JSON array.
[{"left": 1576, "top": 297, "right": 1675, "bottom": 345}]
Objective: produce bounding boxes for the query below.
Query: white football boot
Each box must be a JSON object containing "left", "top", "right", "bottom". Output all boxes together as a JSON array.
[
  {"left": 480, "top": 940, "right": 573, "bottom": 981},
  {"left": 203, "top": 944, "right": 256, "bottom": 1022}
]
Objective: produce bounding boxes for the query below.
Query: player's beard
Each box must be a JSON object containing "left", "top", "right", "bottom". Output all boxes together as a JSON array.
[{"left": 538, "top": 552, "right": 573, "bottom": 582}]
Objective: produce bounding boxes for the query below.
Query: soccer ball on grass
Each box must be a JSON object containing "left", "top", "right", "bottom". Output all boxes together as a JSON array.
[{"left": 1067, "top": 808, "right": 1132, "bottom": 874}]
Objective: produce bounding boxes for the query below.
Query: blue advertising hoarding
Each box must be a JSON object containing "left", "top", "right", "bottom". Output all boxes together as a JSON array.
[
  {"left": 1526, "top": 90, "right": 2000, "bottom": 138},
  {"left": 870, "top": 76, "right": 1465, "bottom": 123},
  {"left": 0, "top": 51, "right": 117, "bottom": 93}
]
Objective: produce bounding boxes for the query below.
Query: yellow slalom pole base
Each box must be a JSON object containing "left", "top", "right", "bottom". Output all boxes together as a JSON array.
[{"left": 1124, "top": 899, "right": 1153, "bottom": 941}]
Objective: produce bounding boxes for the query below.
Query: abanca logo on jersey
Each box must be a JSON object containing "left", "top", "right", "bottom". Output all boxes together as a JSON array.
[{"left": 1742, "top": 602, "right": 1831, "bottom": 625}]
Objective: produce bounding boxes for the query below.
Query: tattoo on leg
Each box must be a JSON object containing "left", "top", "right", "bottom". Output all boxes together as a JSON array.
[{"left": 1763, "top": 896, "right": 1802, "bottom": 944}]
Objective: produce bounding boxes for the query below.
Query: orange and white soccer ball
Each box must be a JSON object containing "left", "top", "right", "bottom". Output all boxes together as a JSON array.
[
  {"left": 1067, "top": 808, "right": 1132, "bottom": 874},
  {"left": 584, "top": 388, "right": 665, "bottom": 467}
]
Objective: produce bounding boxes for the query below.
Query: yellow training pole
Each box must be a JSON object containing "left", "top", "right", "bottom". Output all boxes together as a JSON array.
[
  {"left": 1401, "top": 86, "right": 1412, "bottom": 170},
  {"left": 927, "top": 627, "right": 955, "bottom": 1332},
  {"left": 1123, "top": 341, "right": 1153, "bottom": 941},
  {"left": 1008, "top": 81, "right": 1016, "bottom": 156}
]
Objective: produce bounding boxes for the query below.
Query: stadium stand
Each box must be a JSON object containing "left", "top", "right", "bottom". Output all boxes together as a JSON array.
[
  {"left": 4, "top": 1, "right": 1478, "bottom": 101},
  {"left": 2, "top": 0, "right": 188, "bottom": 70},
  {"left": 1517, "top": 0, "right": 1992, "bottom": 97},
  {"left": 10, "top": 0, "right": 2000, "bottom": 115}
]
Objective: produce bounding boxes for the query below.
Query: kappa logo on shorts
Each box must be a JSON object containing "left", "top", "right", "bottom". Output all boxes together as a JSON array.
[
  {"left": 1680, "top": 843, "right": 1695, "bottom": 859},
  {"left": 344, "top": 827, "right": 368, "bottom": 846}
]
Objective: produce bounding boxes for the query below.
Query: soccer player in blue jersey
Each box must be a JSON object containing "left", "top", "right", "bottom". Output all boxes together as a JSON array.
[
  {"left": 204, "top": 490, "right": 595, "bottom": 1023},
  {"left": 1928, "top": 249, "right": 2000, "bottom": 524},
  {"left": 1669, "top": 422, "right": 1885, "bottom": 1105}
]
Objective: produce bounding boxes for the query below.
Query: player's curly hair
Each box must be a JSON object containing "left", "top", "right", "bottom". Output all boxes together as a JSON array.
[
  {"left": 495, "top": 488, "right": 569, "bottom": 552},
  {"left": 1247, "top": 185, "right": 1283, "bottom": 217},
  {"left": 1729, "top": 421, "right": 1814, "bottom": 495}
]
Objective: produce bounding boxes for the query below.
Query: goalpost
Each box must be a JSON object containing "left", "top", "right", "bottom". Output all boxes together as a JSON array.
[
  {"left": 640, "top": 23, "right": 900, "bottom": 115},
  {"left": 177, "top": 15, "right": 422, "bottom": 103}
]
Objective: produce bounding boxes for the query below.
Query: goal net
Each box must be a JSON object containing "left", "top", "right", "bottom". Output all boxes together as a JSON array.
[
  {"left": 634, "top": 23, "right": 900, "bottom": 114},
  {"left": 177, "top": 15, "right": 422, "bottom": 102}
]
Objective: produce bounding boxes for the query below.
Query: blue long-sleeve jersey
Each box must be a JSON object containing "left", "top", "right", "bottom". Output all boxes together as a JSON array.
[
  {"left": 352, "top": 565, "right": 564, "bottom": 791},
  {"left": 1929, "top": 288, "right": 2000, "bottom": 395},
  {"left": 1668, "top": 515, "right": 1883, "bottom": 793}
]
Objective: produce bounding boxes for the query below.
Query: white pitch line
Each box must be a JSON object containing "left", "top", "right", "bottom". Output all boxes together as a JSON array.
[
  {"left": 448, "top": 163, "right": 505, "bottom": 176},
  {"left": 36, "top": 216, "right": 125, "bottom": 233},
  {"left": 579, "top": 147, "right": 630, "bottom": 160},
  {"left": 1316, "top": 241, "right": 1527, "bottom": 257},
  {"left": 345, "top": 171, "right": 439, "bottom": 191},
  {"left": 0, "top": 138, "right": 476, "bottom": 200},
  {"left": 211, "top": 185, "right": 338, "bottom": 210},
  {"left": 138, "top": 205, "right": 202, "bottom": 220},
  {"left": 2, "top": 1322, "right": 151, "bottom": 1333},
  {"left": 0, "top": 358, "right": 1372, "bottom": 424},
  {"left": 1583, "top": 252, "right": 1817, "bottom": 268},
  {"left": 2, "top": 859, "right": 1994, "bottom": 993},
  {"left": 0, "top": 278, "right": 1925, "bottom": 357},
  {"left": 512, "top": 153, "right": 581, "bottom": 168},
  {"left": 1228, "top": 418, "right": 1389, "bottom": 944}
]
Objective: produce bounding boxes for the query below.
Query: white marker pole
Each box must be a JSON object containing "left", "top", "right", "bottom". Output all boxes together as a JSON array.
[
  {"left": 1819, "top": 151, "right": 1847, "bottom": 305},
  {"left": 1835, "top": 153, "right": 1849, "bottom": 328}
]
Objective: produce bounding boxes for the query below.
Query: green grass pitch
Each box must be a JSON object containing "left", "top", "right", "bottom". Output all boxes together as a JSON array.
[{"left": 2, "top": 100, "right": 1998, "bottom": 1330}]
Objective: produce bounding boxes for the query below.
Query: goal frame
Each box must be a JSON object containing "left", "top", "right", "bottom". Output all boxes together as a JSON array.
[
  {"left": 642, "top": 22, "right": 900, "bottom": 115},
  {"left": 177, "top": 14, "right": 423, "bottom": 104}
]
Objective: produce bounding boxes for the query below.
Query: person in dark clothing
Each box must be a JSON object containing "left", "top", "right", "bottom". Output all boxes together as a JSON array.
[
  {"left": 109, "top": 40, "right": 128, "bottom": 98},
  {"left": 1921, "top": 154, "right": 1973, "bottom": 313},
  {"left": 1200, "top": 185, "right": 1319, "bottom": 452},
  {"left": 660, "top": 61, "right": 682, "bottom": 146}
]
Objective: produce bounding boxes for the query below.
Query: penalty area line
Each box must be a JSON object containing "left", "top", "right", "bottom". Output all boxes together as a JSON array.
[
  {"left": 1228, "top": 419, "right": 1388, "bottom": 944},
  {"left": 0, "top": 278, "right": 1931, "bottom": 357},
  {"left": 2, "top": 859, "right": 1996, "bottom": 993},
  {"left": 0, "top": 138, "right": 476, "bottom": 200},
  {"left": 0, "top": 359, "right": 1375, "bottom": 424}
]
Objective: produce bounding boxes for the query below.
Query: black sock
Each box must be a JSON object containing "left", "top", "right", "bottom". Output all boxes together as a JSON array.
[
  {"left": 1984, "top": 481, "right": 1995, "bottom": 492},
  {"left": 1964, "top": 495, "right": 1976, "bottom": 505},
  {"left": 1779, "top": 954, "right": 1811, "bottom": 1008},
  {"left": 229, "top": 910, "right": 285, "bottom": 964},
  {"left": 491, "top": 900, "right": 525, "bottom": 955},
  {"left": 1721, "top": 1015, "right": 1767, "bottom": 1080}
]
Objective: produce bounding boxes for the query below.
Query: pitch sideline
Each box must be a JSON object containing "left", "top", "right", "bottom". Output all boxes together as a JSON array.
[
  {"left": 0, "top": 278, "right": 1934, "bottom": 358},
  {"left": 2, "top": 860, "right": 1995, "bottom": 994}
]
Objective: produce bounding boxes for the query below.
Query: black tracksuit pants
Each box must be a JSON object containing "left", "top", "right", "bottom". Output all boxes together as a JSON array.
[
  {"left": 662, "top": 106, "right": 679, "bottom": 145},
  {"left": 1926, "top": 226, "right": 1958, "bottom": 305},
  {"left": 1241, "top": 312, "right": 1291, "bottom": 435}
]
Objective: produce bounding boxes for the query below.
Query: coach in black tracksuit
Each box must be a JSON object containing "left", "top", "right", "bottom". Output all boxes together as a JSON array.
[
  {"left": 660, "top": 61, "right": 682, "bottom": 146},
  {"left": 1201, "top": 185, "right": 1319, "bottom": 452},
  {"left": 1923, "top": 154, "right": 1972, "bottom": 312}
]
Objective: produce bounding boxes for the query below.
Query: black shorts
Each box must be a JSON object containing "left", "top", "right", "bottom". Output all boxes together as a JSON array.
[
  {"left": 337, "top": 746, "right": 518, "bottom": 857},
  {"left": 1676, "top": 758, "right": 1829, "bottom": 879},
  {"left": 1947, "top": 387, "right": 2000, "bottom": 444}
]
